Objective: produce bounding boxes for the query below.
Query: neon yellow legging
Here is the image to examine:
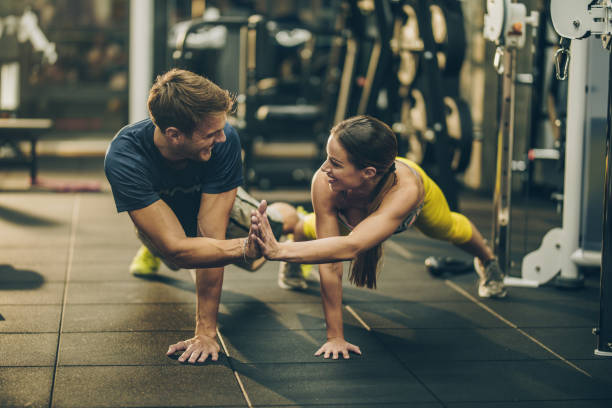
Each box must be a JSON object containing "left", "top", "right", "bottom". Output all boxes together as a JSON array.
[{"left": 301, "top": 157, "right": 473, "bottom": 245}]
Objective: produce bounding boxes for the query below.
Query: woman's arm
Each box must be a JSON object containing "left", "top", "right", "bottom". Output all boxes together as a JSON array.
[
  {"left": 312, "top": 176, "right": 359, "bottom": 358},
  {"left": 252, "top": 173, "right": 417, "bottom": 264}
]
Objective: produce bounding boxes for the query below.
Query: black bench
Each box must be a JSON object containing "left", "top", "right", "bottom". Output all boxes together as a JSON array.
[{"left": 0, "top": 118, "right": 54, "bottom": 185}]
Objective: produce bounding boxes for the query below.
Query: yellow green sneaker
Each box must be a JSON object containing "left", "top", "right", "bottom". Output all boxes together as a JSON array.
[{"left": 129, "top": 246, "right": 161, "bottom": 276}]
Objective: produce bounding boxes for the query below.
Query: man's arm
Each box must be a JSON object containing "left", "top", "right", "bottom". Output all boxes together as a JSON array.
[
  {"left": 161, "top": 188, "right": 239, "bottom": 364},
  {"left": 128, "top": 197, "right": 249, "bottom": 269},
  {"left": 192, "top": 188, "right": 236, "bottom": 363}
]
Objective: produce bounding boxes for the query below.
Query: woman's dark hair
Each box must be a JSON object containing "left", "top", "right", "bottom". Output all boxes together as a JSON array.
[
  {"left": 331, "top": 115, "right": 398, "bottom": 289},
  {"left": 147, "top": 68, "right": 234, "bottom": 135}
]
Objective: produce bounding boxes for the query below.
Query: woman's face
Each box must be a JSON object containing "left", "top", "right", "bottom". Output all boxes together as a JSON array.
[{"left": 319, "top": 134, "right": 366, "bottom": 192}]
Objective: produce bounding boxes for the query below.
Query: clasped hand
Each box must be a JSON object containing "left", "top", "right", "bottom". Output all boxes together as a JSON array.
[{"left": 249, "top": 200, "right": 281, "bottom": 259}]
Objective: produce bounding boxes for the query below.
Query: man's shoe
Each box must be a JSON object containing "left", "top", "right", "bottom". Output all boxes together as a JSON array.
[
  {"left": 129, "top": 246, "right": 161, "bottom": 276},
  {"left": 278, "top": 261, "right": 308, "bottom": 290},
  {"left": 474, "top": 257, "right": 507, "bottom": 298}
]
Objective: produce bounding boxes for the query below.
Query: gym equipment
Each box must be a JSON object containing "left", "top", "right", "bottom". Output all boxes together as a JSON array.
[
  {"left": 0, "top": 7, "right": 57, "bottom": 114},
  {"left": 483, "top": 0, "right": 539, "bottom": 280},
  {"left": 520, "top": 38, "right": 607, "bottom": 287},
  {"left": 387, "top": 0, "right": 473, "bottom": 211},
  {"left": 171, "top": 12, "right": 332, "bottom": 190},
  {"left": 546, "top": 0, "right": 612, "bottom": 357},
  {"left": 386, "top": 0, "right": 472, "bottom": 278}
]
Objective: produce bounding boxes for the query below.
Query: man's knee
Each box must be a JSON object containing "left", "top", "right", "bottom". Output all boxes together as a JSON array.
[{"left": 268, "top": 202, "right": 299, "bottom": 234}]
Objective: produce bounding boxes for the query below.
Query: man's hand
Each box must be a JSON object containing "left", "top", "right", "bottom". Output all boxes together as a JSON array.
[
  {"left": 250, "top": 200, "right": 283, "bottom": 260},
  {"left": 167, "top": 334, "right": 221, "bottom": 364},
  {"left": 314, "top": 337, "right": 362, "bottom": 360},
  {"left": 245, "top": 200, "right": 267, "bottom": 259}
]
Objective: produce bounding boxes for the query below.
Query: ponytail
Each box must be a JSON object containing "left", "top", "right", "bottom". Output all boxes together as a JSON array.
[{"left": 348, "top": 165, "right": 397, "bottom": 289}]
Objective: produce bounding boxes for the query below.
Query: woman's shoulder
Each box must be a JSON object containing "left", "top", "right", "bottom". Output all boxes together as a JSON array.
[
  {"left": 379, "top": 160, "right": 424, "bottom": 211},
  {"left": 394, "top": 160, "right": 422, "bottom": 191}
]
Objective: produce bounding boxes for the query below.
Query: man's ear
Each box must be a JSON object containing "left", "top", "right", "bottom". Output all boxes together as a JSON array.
[
  {"left": 362, "top": 166, "right": 377, "bottom": 180},
  {"left": 164, "top": 127, "right": 182, "bottom": 143}
]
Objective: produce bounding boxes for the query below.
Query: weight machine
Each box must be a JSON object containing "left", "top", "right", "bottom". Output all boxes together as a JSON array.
[
  {"left": 485, "top": 0, "right": 612, "bottom": 356},
  {"left": 546, "top": 0, "right": 612, "bottom": 357},
  {"left": 483, "top": 0, "right": 539, "bottom": 283}
]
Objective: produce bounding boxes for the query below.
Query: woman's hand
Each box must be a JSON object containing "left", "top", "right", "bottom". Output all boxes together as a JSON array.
[
  {"left": 314, "top": 337, "right": 362, "bottom": 360},
  {"left": 250, "top": 200, "right": 282, "bottom": 260},
  {"left": 166, "top": 334, "right": 221, "bottom": 363},
  {"left": 244, "top": 200, "right": 267, "bottom": 259}
]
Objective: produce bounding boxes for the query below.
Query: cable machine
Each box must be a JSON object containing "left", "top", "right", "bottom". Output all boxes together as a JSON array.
[
  {"left": 483, "top": 0, "right": 539, "bottom": 279},
  {"left": 545, "top": 0, "right": 612, "bottom": 357}
]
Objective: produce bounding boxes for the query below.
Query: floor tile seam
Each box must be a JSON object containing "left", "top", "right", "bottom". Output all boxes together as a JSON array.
[
  {"left": 342, "top": 303, "right": 447, "bottom": 406},
  {"left": 359, "top": 325, "right": 511, "bottom": 330},
  {"left": 0, "top": 245, "right": 70, "bottom": 249},
  {"left": 0, "top": 302, "right": 199, "bottom": 306},
  {"left": 214, "top": 327, "right": 533, "bottom": 333},
  {"left": 0, "top": 364, "right": 55, "bottom": 368},
  {"left": 58, "top": 329, "right": 194, "bottom": 333},
  {"left": 568, "top": 357, "right": 612, "bottom": 361},
  {"left": 0, "top": 303, "right": 65, "bottom": 306},
  {"left": 58, "top": 279, "right": 191, "bottom": 282},
  {"left": 55, "top": 363, "right": 231, "bottom": 367},
  {"left": 341, "top": 299, "right": 483, "bottom": 304},
  {"left": 516, "top": 325, "right": 598, "bottom": 329},
  {"left": 218, "top": 326, "right": 503, "bottom": 332},
  {"left": 49, "top": 195, "right": 81, "bottom": 408},
  {"left": 219, "top": 301, "right": 322, "bottom": 304},
  {"left": 250, "top": 404, "right": 436, "bottom": 408},
  {"left": 224, "top": 300, "right": 483, "bottom": 306},
  {"left": 219, "top": 327, "right": 361, "bottom": 333},
  {"left": 439, "top": 397, "right": 612, "bottom": 403},
  {"left": 0, "top": 331, "right": 59, "bottom": 334},
  {"left": 341, "top": 299, "right": 486, "bottom": 305},
  {"left": 43, "top": 405, "right": 246, "bottom": 408},
  {"left": 1, "top": 282, "right": 67, "bottom": 285},
  {"left": 444, "top": 279, "right": 594, "bottom": 378},
  {"left": 61, "top": 302, "right": 198, "bottom": 305},
  {"left": 372, "top": 326, "right": 597, "bottom": 331},
  {"left": 211, "top": 303, "right": 253, "bottom": 406},
  {"left": 215, "top": 360, "right": 440, "bottom": 366},
  {"left": 382, "top": 357, "right": 593, "bottom": 363}
]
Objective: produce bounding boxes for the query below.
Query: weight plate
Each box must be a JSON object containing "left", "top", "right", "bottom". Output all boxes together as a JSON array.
[
  {"left": 443, "top": 96, "right": 473, "bottom": 172},
  {"left": 410, "top": 88, "right": 427, "bottom": 132},
  {"left": 398, "top": 51, "right": 418, "bottom": 85},
  {"left": 430, "top": 4, "right": 447, "bottom": 44},
  {"left": 429, "top": 2, "right": 466, "bottom": 76},
  {"left": 401, "top": 96, "right": 426, "bottom": 164}
]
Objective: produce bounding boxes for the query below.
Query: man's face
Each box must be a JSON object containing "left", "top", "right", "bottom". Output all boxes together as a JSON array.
[{"left": 180, "top": 112, "right": 227, "bottom": 162}]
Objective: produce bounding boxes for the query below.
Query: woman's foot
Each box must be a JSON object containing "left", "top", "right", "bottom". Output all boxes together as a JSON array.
[{"left": 474, "top": 257, "right": 507, "bottom": 298}]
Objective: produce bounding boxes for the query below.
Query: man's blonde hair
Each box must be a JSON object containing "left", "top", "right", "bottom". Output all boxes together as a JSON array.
[{"left": 147, "top": 68, "right": 233, "bottom": 135}]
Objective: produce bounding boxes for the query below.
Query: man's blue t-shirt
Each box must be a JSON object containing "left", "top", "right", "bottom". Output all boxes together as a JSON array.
[{"left": 104, "top": 118, "right": 243, "bottom": 237}]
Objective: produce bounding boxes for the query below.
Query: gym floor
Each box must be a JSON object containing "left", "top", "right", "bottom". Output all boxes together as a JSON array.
[{"left": 1, "top": 156, "right": 612, "bottom": 407}]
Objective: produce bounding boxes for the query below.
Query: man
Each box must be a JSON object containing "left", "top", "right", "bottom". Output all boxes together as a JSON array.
[{"left": 105, "top": 68, "right": 290, "bottom": 364}]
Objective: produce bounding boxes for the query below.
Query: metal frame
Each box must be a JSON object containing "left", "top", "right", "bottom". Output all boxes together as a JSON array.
[
  {"left": 548, "top": 0, "right": 612, "bottom": 356},
  {"left": 492, "top": 48, "right": 517, "bottom": 276}
]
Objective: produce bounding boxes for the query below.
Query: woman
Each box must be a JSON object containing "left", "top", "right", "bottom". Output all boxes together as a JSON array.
[{"left": 250, "top": 115, "right": 505, "bottom": 359}]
